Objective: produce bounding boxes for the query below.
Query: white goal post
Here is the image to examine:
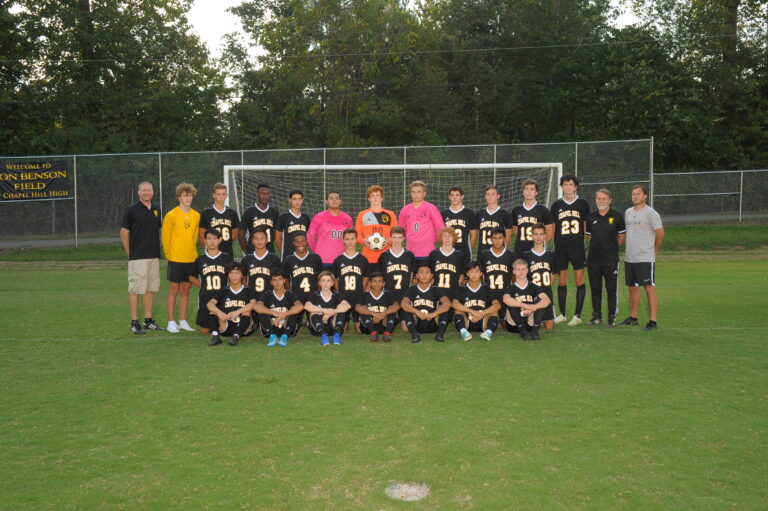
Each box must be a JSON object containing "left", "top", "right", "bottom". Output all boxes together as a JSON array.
[{"left": 224, "top": 163, "right": 563, "bottom": 217}]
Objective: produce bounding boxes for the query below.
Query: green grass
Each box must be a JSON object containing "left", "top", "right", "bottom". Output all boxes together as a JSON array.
[{"left": 1, "top": 257, "right": 766, "bottom": 510}]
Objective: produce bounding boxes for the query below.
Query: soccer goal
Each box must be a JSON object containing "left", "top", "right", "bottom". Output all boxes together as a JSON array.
[{"left": 224, "top": 163, "right": 563, "bottom": 216}]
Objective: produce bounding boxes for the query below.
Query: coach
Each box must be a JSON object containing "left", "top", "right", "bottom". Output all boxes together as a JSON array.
[
  {"left": 585, "top": 189, "right": 625, "bottom": 327},
  {"left": 120, "top": 181, "right": 164, "bottom": 335},
  {"left": 621, "top": 185, "right": 664, "bottom": 331}
]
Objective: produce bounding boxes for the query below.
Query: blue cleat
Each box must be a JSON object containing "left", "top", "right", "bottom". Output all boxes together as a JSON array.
[
  {"left": 320, "top": 334, "right": 330, "bottom": 346},
  {"left": 278, "top": 334, "right": 288, "bottom": 347},
  {"left": 267, "top": 334, "right": 278, "bottom": 347},
  {"left": 332, "top": 333, "right": 342, "bottom": 345}
]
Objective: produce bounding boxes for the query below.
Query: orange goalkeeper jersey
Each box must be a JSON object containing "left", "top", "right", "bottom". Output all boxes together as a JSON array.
[{"left": 355, "top": 207, "right": 397, "bottom": 263}]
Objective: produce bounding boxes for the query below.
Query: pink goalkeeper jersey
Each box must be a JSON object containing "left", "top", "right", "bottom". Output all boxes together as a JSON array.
[
  {"left": 399, "top": 201, "right": 444, "bottom": 258},
  {"left": 307, "top": 210, "right": 354, "bottom": 264}
]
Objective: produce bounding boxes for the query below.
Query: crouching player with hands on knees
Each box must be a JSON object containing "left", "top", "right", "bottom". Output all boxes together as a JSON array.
[
  {"left": 304, "top": 271, "right": 352, "bottom": 346},
  {"left": 253, "top": 268, "right": 304, "bottom": 347},
  {"left": 502, "top": 259, "right": 552, "bottom": 341},
  {"left": 355, "top": 272, "right": 400, "bottom": 342},
  {"left": 400, "top": 264, "right": 452, "bottom": 343},
  {"left": 206, "top": 262, "right": 256, "bottom": 346},
  {"left": 452, "top": 262, "right": 501, "bottom": 341}
]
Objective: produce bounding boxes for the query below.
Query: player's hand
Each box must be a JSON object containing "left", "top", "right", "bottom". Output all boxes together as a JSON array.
[
  {"left": 473, "top": 310, "right": 486, "bottom": 321},
  {"left": 226, "top": 311, "right": 241, "bottom": 321},
  {"left": 426, "top": 311, "right": 437, "bottom": 321},
  {"left": 217, "top": 311, "right": 229, "bottom": 321},
  {"left": 273, "top": 310, "right": 287, "bottom": 319}
]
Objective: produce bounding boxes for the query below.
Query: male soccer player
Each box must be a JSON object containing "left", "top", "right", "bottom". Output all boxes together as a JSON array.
[
  {"left": 121, "top": 181, "right": 164, "bottom": 334},
  {"left": 511, "top": 179, "right": 554, "bottom": 257},
  {"left": 400, "top": 264, "right": 452, "bottom": 343},
  {"left": 333, "top": 228, "right": 369, "bottom": 322},
  {"left": 476, "top": 184, "right": 512, "bottom": 254},
  {"left": 282, "top": 233, "right": 323, "bottom": 320},
  {"left": 585, "top": 189, "right": 626, "bottom": 327},
  {"left": 379, "top": 226, "right": 415, "bottom": 332},
  {"left": 191, "top": 229, "right": 233, "bottom": 334},
  {"left": 253, "top": 268, "right": 304, "bottom": 346},
  {"left": 428, "top": 227, "right": 465, "bottom": 300},
  {"left": 523, "top": 223, "right": 557, "bottom": 331},
  {"left": 162, "top": 182, "right": 201, "bottom": 333},
  {"left": 239, "top": 183, "right": 279, "bottom": 254},
  {"left": 398, "top": 180, "right": 444, "bottom": 263},
  {"left": 356, "top": 185, "right": 398, "bottom": 271},
  {"left": 550, "top": 173, "right": 590, "bottom": 326},
  {"left": 355, "top": 272, "right": 400, "bottom": 342},
  {"left": 479, "top": 227, "right": 516, "bottom": 301},
  {"left": 198, "top": 183, "right": 239, "bottom": 258},
  {"left": 305, "top": 271, "right": 352, "bottom": 346},
  {"left": 441, "top": 187, "right": 478, "bottom": 264},
  {"left": 307, "top": 191, "right": 353, "bottom": 270},
  {"left": 621, "top": 185, "right": 664, "bottom": 330},
  {"left": 502, "top": 259, "right": 552, "bottom": 341},
  {"left": 274, "top": 189, "right": 311, "bottom": 259},
  {"left": 206, "top": 262, "right": 256, "bottom": 346},
  {"left": 241, "top": 228, "right": 281, "bottom": 295},
  {"left": 452, "top": 262, "right": 500, "bottom": 341}
]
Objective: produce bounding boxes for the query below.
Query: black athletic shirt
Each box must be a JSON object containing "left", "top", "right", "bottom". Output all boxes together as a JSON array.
[
  {"left": 456, "top": 283, "right": 497, "bottom": 311},
  {"left": 241, "top": 251, "right": 281, "bottom": 294},
  {"left": 307, "top": 290, "right": 345, "bottom": 310},
  {"left": 258, "top": 289, "right": 300, "bottom": 312},
  {"left": 213, "top": 285, "right": 255, "bottom": 321},
  {"left": 282, "top": 252, "right": 323, "bottom": 303},
  {"left": 199, "top": 206, "right": 240, "bottom": 257},
  {"left": 441, "top": 206, "right": 477, "bottom": 261},
  {"left": 476, "top": 207, "right": 512, "bottom": 253},
  {"left": 585, "top": 208, "right": 626, "bottom": 263},
  {"left": 503, "top": 281, "right": 545, "bottom": 306},
  {"left": 241, "top": 204, "right": 280, "bottom": 253},
  {"left": 523, "top": 248, "right": 556, "bottom": 291},
  {"left": 479, "top": 247, "right": 516, "bottom": 295},
  {"left": 379, "top": 249, "right": 415, "bottom": 299},
  {"left": 511, "top": 202, "right": 554, "bottom": 256},
  {"left": 403, "top": 284, "right": 446, "bottom": 314},
  {"left": 195, "top": 250, "right": 233, "bottom": 309},
  {"left": 550, "top": 196, "right": 591, "bottom": 249},
  {"left": 275, "top": 210, "right": 311, "bottom": 257},
  {"left": 429, "top": 247, "right": 465, "bottom": 297},
  {"left": 333, "top": 252, "right": 369, "bottom": 299},
  {"left": 121, "top": 201, "right": 161, "bottom": 260},
  {"left": 359, "top": 290, "right": 395, "bottom": 315}
]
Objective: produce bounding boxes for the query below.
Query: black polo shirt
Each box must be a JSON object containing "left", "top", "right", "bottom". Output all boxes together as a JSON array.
[
  {"left": 121, "top": 201, "right": 162, "bottom": 260},
  {"left": 585, "top": 208, "right": 626, "bottom": 263}
]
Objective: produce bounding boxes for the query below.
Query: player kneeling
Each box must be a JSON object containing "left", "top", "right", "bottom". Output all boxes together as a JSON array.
[
  {"left": 400, "top": 264, "right": 452, "bottom": 343},
  {"left": 304, "top": 271, "right": 352, "bottom": 346},
  {"left": 502, "top": 259, "right": 552, "bottom": 341},
  {"left": 253, "top": 268, "right": 304, "bottom": 347},
  {"left": 206, "top": 262, "right": 257, "bottom": 346},
  {"left": 355, "top": 272, "right": 400, "bottom": 342},
  {"left": 452, "top": 262, "right": 501, "bottom": 341}
]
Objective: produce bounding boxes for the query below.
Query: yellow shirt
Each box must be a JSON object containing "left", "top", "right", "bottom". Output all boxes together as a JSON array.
[{"left": 162, "top": 206, "right": 200, "bottom": 262}]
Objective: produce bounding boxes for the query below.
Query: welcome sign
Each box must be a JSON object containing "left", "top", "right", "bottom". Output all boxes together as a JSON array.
[{"left": 0, "top": 161, "right": 72, "bottom": 201}]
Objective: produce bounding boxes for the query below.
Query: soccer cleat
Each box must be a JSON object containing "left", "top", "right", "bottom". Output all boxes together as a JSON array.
[
  {"left": 607, "top": 317, "right": 616, "bottom": 327},
  {"left": 530, "top": 327, "right": 541, "bottom": 340},
  {"left": 143, "top": 319, "right": 165, "bottom": 331},
  {"left": 643, "top": 321, "right": 658, "bottom": 331},
  {"left": 618, "top": 317, "right": 639, "bottom": 326},
  {"left": 320, "top": 334, "right": 330, "bottom": 346},
  {"left": 229, "top": 334, "right": 240, "bottom": 346},
  {"left": 369, "top": 333, "right": 379, "bottom": 343},
  {"left": 382, "top": 332, "right": 392, "bottom": 342},
  {"left": 267, "top": 334, "right": 278, "bottom": 347},
  {"left": 278, "top": 334, "right": 289, "bottom": 347},
  {"left": 479, "top": 330, "right": 493, "bottom": 341},
  {"left": 435, "top": 332, "right": 445, "bottom": 342},
  {"left": 520, "top": 330, "right": 533, "bottom": 341},
  {"left": 411, "top": 332, "right": 421, "bottom": 343},
  {"left": 178, "top": 320, "right": 195, "bottom": 332},
  {"left": 166, "top": 321, "right": 180, "bottom": 333},
  {"left": 130, "top": 321, "right": 146, "bottom": 335},
  {"left": 332, "top": 333, "right": 342, "bottom": 345},
  {"left": 460, "top": 330, "right": 472, "bottom": 342},
  {"left": 553, "top": 314, "right": 567, "bottom": 324},
  {"left": 567, "top": 315, "right": 583, "bottom": 327},
  {"left": 208, "top": 334, "right": 222, "bottom": 346},
  {"left": 588, "top": 317, "right": 602, "bottom": 326}
]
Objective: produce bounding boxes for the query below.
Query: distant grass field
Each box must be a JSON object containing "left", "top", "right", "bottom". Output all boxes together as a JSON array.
[{"left": 1, "top": 255, "right": 766, "bottom": 510}]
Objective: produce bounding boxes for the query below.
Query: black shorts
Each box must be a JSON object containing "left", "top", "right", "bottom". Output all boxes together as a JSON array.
[
  {"left": 196, "top": 307, "right": 213, "bottom": 328},
  {"left": 167, "top": 261, "right": 197, "bottom": 283},
  {"left": 554, "top": 244, "right": 586, "bottom": 272},
  {"left": 625, "top": 262, "right": 656, "bottom": 287}
]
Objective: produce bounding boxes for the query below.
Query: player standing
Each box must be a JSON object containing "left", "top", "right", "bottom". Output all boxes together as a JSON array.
[
  {"left": 523, "top": 223, "right": 557, "bottom": 331},
  {"left": 398, "top": 181, "right": 444, "bottom": 263},
  {"left": 379, "top": 226, "right": 415, "bottom": 332},
  {"left": 355, "top": 272, "right": 400, "bottom": 342},
  {"left": 550, "top": 174, "right": 591, "bottom": 326},
  {"left": 253, "top": 269, "right": 304, "bottom": 346},
  {"left": 305, "top": 271, "right": 352, "bottom": 346},
  {"left": 191, "top": 229, "right": 233, "bottom": 334},
  {"left": 476, "top": 185, "right": 513, "bottom": 254},
  {"left": 333, "top": 229, "right": 369, "bottom": 324},
  {"left": 452, "top": 262, "right": 500, "bottom": 341},
  {"left": 198, "top": 183, "right": 239, "bottom": 258},
  {"left": 274, "top": 189, "right": 311, "bottom": 260},
  {"left": 428, "top": 227, "right": 465, "bottom": 300},
  {"left": 502, "top": 259, "right": 552, "bottom": 341},
  {"left": 400, "top": 264, "right": 452, "bottom": 343},
  {"left": 356, "top": 185, "right": 398, "bottom": 272},
  {"left": 511, "top": 179, "right": 554, "bottom": 257},
  {"left": 441, "top": 187, "right": 478, "bottom": 264},
  {"left": 241, "top": 228, "right": 282, "bottom": 295},
  {"left": 307, "top": 191, "right": 354, "bottom": 270},
  {"left": 239, "top": 183, "right": 279, "bottom": 254},
  {"left": 206, "top": 262, "right": 256, "bottom": 346}
]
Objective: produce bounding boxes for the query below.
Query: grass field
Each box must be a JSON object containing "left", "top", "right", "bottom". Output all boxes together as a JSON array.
[{"left": 1, "top": 253, "right": 767, "bottom": 510}]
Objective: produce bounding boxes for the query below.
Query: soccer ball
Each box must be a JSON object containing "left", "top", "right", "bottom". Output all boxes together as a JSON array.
[{"left": 367, "top": 232, "right": 387, "bottom": 251}]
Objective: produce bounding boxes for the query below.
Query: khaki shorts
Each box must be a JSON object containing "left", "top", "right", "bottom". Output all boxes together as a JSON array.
[{"left": 128, "top": 258, "right": 160, "bottom": 294}]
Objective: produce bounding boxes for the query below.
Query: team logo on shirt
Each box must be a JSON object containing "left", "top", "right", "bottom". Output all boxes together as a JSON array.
[
  {"left": 609, "top": 217, "right": 614, "bottom": 224},
  {"left": 154, "top": 210, "right": 158, "bottom": 217}
]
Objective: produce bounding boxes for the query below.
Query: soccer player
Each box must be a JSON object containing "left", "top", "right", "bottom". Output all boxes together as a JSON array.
[
  {"left": 511, "top": 179, "right": 554, "bottom": 257},
  {"left": 355, "top": 272, "right": 400, "bottom": 342},
  {"left": 621, "top": 185, "right": 664, "bottom": 331},
  {"left": 379, "top": 226, "right": 415, "bottom": 332},
  {"left": 191, "top": 229, "right": 233, "bottom": 334},
  {"left": 428, "top": 227, "right": 465, "bottom": 300},
  {"left": 356, "top": 185, "right": 398, "bottom": 271},
  {"left": 502, "top": 259, "right": 551, "bottom": 341},
  {"left": 274, "top": 189, "right": 311, "bottom": 260},
  {"left": 253, "top": 268, "right": 304, "bottom": 346},
  {"left": 476, "top": 184, "right": 512, "bottom": 254},
  {"left": 333, "top": 229, "right": 369, "bottom": 321},
  {"left": 241, "top": 228, "right": 281, "bottom": 295},
  {"left": 398, "top": 180, "right": 444, "bottom": 263},
  {"left": 162, "top": 182, "right": 201, "bottom": 333},
  {"left": 282, "top": 233, "right": 323, "bottom": 321},
  {"left": 198, "top": 183, "right": 239, "bottom": 258},
  {"left": 307, "top": 191, "right": 354, "bottom": 270},
  {"left": 206, "top": 262, "right": 256, "bottom": 346},
  {"left": 239, "top": 183, "right": 279, "bottom": 254},
  {"left": 441, "top": 187, "right": 478, "bottom": 264},
  {"left": 479, "top": 227, "right": 515, "bottom": 301},
  {"left": 452, "top": 262, "right": 500, "bottom": 341},
  {"left": 400, "top": 264, "right": 452, "bottom": 343},
  {"left": 523, "top": 223, "right": 557, "bottom": 331},
  {"left": 120, "top": 181, "right": 163, "bottom": 335},
  {"left": 305, "top": 271, "right": 352, "bottom": 346},
  {"left": 585, "top": 189, "right": 626, "bottom": 327},
  {"left": 550, "top": 173, "right": 591, "bottom": 326}
]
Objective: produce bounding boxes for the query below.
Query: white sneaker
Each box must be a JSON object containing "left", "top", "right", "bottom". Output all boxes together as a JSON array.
[
  {"left": 480, "top": 330, "right": 493, "bottom": 341},
  {"left": 167, "top": 321, "right": 179, "bottom": 333},
  {"left": 178, "top": 320, "right": 195, "bottom": 332},
  {"left": 460, "top": 330, "right": 472, "bottom": 341},
  {"left": 567, "top": 316, "right": 583, "bottom": 327},
  {"left": 553, "top": 314, "right": 567, "bottom": 324}
]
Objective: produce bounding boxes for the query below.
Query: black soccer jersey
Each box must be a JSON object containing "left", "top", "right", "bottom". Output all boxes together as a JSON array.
[
  {"left": 441, "top": 206, "right": 477, "bottom": 261},
  {"left": 550, "top": 196, "right": 590, "bottom": 249},
  {"left": 307, "top": 290, "right": 345, "bottom": 309},
  {"left": 476, "top": 207, "right": 512, "bottom": 253},
  {"left": 503, "top": 281, "right": 545, "bottom": 306},
  {"left": 585, "top": 208, "right": 626, "bottom": 263},
  {"left": 404, "top": 284, "right": 446, "bottom": 314},
  {"left": 456, "top": 283, "right": 497, "bottom": 311},
  {"left": 241, "top": 251, "right": 282, "bottom": 294},
  {"left": 241, "top": 204, "right": 280, "bottom": 253},
  {"left": 511, "top": 203, "right": 554, "bottom": 256},
  {"left": 523, "top": 248, "right": 556, "bottom": 291},
  {"left": 359, "top": 290, "right": 395, "bottom": 314},
  {"left": 333, "top": 252, "right": 369, "bottom": 297},
  {"left": 282, "top": 252, "right": 323, "bottom": 303},
  {"left": 429, "top": 247, "right": 465, "bottom": 298},
  {"left": 258, "top": 289, "right": 300, "bottom": 312},
  {"left": 479, "top": 247, "right": 516, "bottom": 295},
  {"left": 195, "top": 250, "right": 233, "bottom": 309},
  {"left": 275, "top": 210, "right": 311, "bottom": 257},
  {"left": 200, "top": 206, "right": 240, "bottom": 256},
  {"left": 379, "top": 248, "right": 415, "bottom": 300},
  {"left": 213, "top": 285, "right": 255, "bottom": 319}
]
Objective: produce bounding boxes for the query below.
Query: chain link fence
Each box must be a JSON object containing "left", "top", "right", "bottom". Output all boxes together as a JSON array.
[{"left": 9, "top": 138, "right": 757, "bottom": 249}]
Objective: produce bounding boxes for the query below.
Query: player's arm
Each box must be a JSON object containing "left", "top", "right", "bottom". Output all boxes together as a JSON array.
[
  {"left": 161, "top": 213, "right": 174, "bottom": 258},
  {"left": 452, "top": 298, "right": 473, "bottom": 315},
  {"left": 304, "top": 300, "right": 324, "bottom": 315},
  {"left": 274, "top": 229, "right": 283, "bottom": 256},
  {"left": 120, "top": 228, "right": 130, "bottom": 256},
  {"left": 198, "top": 226, "right": 207, "bottom": 245},
  {"left": 505, "top": 229, "right": 513, "bottom": 246},
  {"left": 654, "top": 227, "right": 665, "bottom": 253},
  {"left": 238, "top": 224, "right": 247, "bottom": 252},
  {"left": 306, "top": 217, "right": 319, "bottom": 253},
  {"left": 207, "top": 297, "right": 228, "bottom": 321},
  {"left": 253, "top": 299, "right": 278, "bottom": 317},
  {"left": 335, "top": 299, "right": 352, "bottom": 315},
  {"left": 354, "top": 303, "right": 373, "bottom": 316},
  {"left": 287, "top": 300, "right": 304, "bottom": 317},
  {"left": 427, "top": 295, "right": 451, "bottom": 321},
  {"left": 503, "top": 293, "right": 528, "bottom": 309},
  {"left": 545, "top": 223, "right": 555, "bottom": 243},
  {"left": 469, "top": 228, "right": 478, "bottom": 251},
  {"left": 535, "top": 292, "right": 551, "bottom": 309},
  {"left": 399, "top": 295, "right": 419, "bottom": 315},
  {"left": 485, "top": 298, "right": 502, "bottom": 316},
  {"left": 189, "top": 275, "right": 201, "bottom": 288}
]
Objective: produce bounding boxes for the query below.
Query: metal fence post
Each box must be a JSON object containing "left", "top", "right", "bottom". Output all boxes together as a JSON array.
[
  {"left": 493, "top": 144, "right": 497, "bottom": 185},
  {"left": 158, "top": 153, "right": 163, "bottom": 214},
  {"left": 403, "top": 146, "right": 407, "bottom": 206},
  {"left": 574, "top": 141, "right": 578, "bottom": 176},
  {"left": 322, "top": 148, "right": 327, "bottom": 201},
  {"left": 739, "top": 171, "right": 743, "bottom": 222},
  {"left": 73, "top": 155, "right": 78, "bottom": 246},
  {"left": 649, "top": 137, "right": 655, "bottom": 207}
]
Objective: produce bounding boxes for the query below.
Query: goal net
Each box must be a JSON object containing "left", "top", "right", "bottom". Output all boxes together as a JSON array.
[{"left": 224, "top": 163, "right": 562, "bottom": 218}]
